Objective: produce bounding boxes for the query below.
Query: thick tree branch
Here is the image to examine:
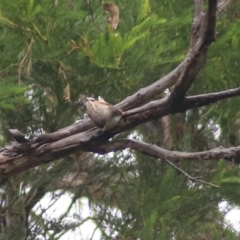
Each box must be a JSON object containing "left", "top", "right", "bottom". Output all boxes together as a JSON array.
[
  {"left": 191, "top": 0, "right": 204, "bottom": 47},
  {"left": 125, "top": 87, "right": 240, "bottom": 117},
  {"left": 180, "top": 87, "right": 240, "bottom": 110},
  {"left": 0, "top": 85, "right": 240, "bottom": 178},
  {"left": 169, "top": 0, "right": 217, "bottom": 104},
  {"left": 116, "top": 61, "right": 186, "bottom": 111},
  {"left": 93, "top": 139, "right": 239, "bottom": 163}
]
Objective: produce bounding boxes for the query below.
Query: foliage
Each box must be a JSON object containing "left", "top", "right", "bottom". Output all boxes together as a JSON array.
[{"left": 0, "top": 0, "right": 240, "bottom": 239}]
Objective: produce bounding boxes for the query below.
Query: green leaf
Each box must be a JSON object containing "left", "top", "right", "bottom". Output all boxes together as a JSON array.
[
  {"left": 137, "top": 0, "right": 150, "bottom": 23},
  {"left": 231, "top": 35, "right": 238, "bottom": 49}
]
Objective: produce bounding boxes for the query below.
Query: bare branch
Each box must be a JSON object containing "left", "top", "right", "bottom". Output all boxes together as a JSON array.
[
  {"left": 180, "top": 87, "right": 240, "bottom": 110},
  {"left": 116, "top": 61, "right": 186, "bottom": 111},
  {"left": 218, "top": 0, "right": 232, "bottom": 13},
  {"left": 93, "top": 139, "right": 239, "bottom": 163},
  {"left": 191, "top": 0, "right": 204, "bottom": 46}
]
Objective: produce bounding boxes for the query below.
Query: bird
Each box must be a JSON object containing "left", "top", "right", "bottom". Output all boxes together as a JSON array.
[{"left": 75, "top": 95, "right": 123, "bottom": 131}]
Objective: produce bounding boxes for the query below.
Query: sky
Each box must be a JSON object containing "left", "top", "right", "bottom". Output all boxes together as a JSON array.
[
  {"left": 35, "top": 194, "right": 102, "bottom": 240},
  {"left": 33, "top": 193, "right": 240, "bottom": 240}
]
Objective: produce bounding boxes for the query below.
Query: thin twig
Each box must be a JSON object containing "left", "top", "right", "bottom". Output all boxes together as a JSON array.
[{"left": 163, "top": 158, "right": 219, "bottom": 188}]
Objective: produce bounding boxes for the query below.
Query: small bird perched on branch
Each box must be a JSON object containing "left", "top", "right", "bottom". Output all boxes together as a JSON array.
[
  {"left": 75, "top": 96, "right": 123, "bottom": 131},
  {"left": 102, "top": 2, "right": 119, "bottom": 29}
]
